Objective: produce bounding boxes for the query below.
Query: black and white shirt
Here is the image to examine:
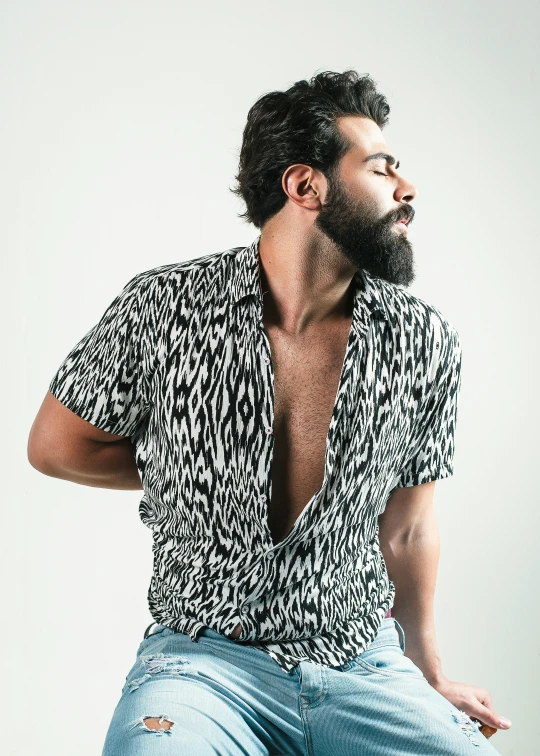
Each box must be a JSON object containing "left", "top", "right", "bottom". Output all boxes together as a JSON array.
[{"left": 48, "top": 235, "right": 462, "bottom": 673}]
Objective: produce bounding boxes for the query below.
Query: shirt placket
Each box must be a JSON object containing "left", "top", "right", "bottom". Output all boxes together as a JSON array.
[{"left": 253, "top": 295, "right": 277, "bottom": 551}]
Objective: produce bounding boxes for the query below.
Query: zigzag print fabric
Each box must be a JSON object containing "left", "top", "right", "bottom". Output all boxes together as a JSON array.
[{"left": 48, "top": 235, "right": 462, "bottom": 672}]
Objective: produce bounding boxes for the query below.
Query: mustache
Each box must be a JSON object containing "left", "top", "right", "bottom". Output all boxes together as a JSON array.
[{"left": 393, "top": 205, "right": 415, "bottom": 225}]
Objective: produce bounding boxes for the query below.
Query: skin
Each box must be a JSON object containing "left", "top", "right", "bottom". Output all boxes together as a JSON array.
[
  {"left": 27, "top": 114, "right": 511, "bottom": 734},
  {"left": 27, "top": 397, "right": 142, "bottom": 489}
]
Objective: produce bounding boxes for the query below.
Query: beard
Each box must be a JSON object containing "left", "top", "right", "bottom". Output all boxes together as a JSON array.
[{"left": 314, "top": 170, "right": 416, "bottom": 287}]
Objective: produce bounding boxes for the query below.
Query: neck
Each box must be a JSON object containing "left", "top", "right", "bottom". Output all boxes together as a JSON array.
[{"left": 257, "top": 226, "right": 357, "bottom": 334}]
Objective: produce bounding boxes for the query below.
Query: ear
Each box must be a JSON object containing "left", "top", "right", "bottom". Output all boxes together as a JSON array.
[{"left": 281, "top": 164, "right": 326, "bottom": 213}]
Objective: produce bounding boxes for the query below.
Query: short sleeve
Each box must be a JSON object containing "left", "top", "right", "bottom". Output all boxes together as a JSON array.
[
  {"left": 48, "top": 273, "right": 152, "bottom": 436},
  {"left": 396, "top": 327, "right": 462, "bottom": 487}
]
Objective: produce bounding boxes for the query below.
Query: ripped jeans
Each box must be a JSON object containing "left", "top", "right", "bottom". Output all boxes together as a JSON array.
[{"left": 101, "top": 617, "right": 502, "bottom": 755}]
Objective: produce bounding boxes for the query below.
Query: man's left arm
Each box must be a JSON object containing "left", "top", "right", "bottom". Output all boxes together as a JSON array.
[
  {"left": 378, "top": 480, "right": 443, "bottom": 684},
  {"left": 378, "top": 481, "right": 512, "bottom": 734}
]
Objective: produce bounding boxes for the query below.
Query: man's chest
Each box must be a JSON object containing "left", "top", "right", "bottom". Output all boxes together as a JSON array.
[
  {"left": 145, "top": 302, "right": 413, "bottom": 540},
  {"left": 263, "top": 316, "right": 353, "bottom": 544}
]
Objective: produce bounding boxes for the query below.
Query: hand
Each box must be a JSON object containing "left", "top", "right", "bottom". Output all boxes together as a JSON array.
[{"left": 429, "top": 676, "right": 511, "bottom": 737}]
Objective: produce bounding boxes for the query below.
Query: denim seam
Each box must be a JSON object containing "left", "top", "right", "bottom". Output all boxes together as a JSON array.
[
  {"left": 362, "top": 640, "right": 401, "bottom": 651},
  {"left": 299, "top": 706, "right": 315, "bottom": 756}
]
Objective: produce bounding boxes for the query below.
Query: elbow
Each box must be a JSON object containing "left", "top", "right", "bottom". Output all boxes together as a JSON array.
[
  {"left": 27, "top": 429, "right": 45, "bottom": 472},
  {"left": 27, "top": 443, "right": 59, "bottom": 477},
  {"left": 381, "top": 527, "right": 440, "bottom": 551},
  {"left": 27, "top": 419, "right": 64, "bottom": 476}
]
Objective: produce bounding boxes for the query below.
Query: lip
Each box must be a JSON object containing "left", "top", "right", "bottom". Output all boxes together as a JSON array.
[{"left": 394, "top": 219, "right": 409, "bottom": 228}]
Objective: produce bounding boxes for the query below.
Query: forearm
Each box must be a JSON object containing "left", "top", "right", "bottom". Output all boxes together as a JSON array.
[
  {"left": 35, "top": 437, "right": 143, "bottom": 490},
  {"left": 380, "top": 530, "right": 445, "bottom": 685}
]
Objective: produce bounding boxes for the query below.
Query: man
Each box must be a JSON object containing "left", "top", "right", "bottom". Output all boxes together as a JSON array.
[{"left": 28, "top": 69, "right": 510, "bottom": 754}]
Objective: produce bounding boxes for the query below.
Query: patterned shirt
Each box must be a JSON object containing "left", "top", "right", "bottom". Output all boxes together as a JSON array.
[{"left": 48, "top": 234, "right": 462, "bottom": 673}]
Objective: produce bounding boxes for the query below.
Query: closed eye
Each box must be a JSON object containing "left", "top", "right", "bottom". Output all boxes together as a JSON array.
[{"left": 373, "top": 171, "right": 389, "bottom": 177}]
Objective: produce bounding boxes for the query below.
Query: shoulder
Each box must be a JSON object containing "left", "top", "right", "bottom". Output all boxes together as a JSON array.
[
  {"left": 127, "top": 246, "right": 236, "bottom": 294},
  {"left": 370, "top": 275, "right": 460, "bottom": 345},
  {"left": 119, "top": 246, "right": 238, "bottom": 318},
  {"left": 368, "top": 275, "right": 461, "bottom": 382}
]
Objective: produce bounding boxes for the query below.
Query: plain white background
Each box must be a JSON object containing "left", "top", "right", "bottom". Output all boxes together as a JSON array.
[{"left": 2, "top": 1, "right": 538, "bottom": 754}]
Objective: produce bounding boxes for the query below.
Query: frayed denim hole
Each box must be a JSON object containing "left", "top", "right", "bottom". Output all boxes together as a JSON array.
[
  {"left": 129, "top": 715, "right": 175, "bottom": 734},
  {"left": 123, "top": 652, "right": 190, "bottom": 694},
  {"left": 451, "top": 708, "right": 482, "bottom": 747}
]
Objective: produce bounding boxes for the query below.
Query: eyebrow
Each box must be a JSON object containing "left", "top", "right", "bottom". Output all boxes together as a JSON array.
[{"left": 362, "top": 152, "right": 400, "bottom": 170}]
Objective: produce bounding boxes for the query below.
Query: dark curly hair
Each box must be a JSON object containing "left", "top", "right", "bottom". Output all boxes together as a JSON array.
[{"left": 230, "top": 69, "right": 390, "bottom": 229}]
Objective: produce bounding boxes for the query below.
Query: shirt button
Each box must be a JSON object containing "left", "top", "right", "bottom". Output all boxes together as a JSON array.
[
  {"left": 241, "top": 606, "right": 249, "bottom": 615},
  {"left": 266, "top": 551, "right": 275, "bottom": 560},
  {"left": 266, "top": 427, "right": 273, "bottom": 435},
  {"left": 260, "top": 494, "right": 267, "bottom": 502},
  {"left": 263, "top": 357, "right": 270, "bottom": 364}
]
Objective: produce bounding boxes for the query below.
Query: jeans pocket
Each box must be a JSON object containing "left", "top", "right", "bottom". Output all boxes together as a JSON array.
[{"left": 349, "top": 643, "right": 426, "bottom": 680}]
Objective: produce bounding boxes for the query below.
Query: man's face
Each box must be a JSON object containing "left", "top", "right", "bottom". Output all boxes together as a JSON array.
[{"left": 315, "top": 116, "right": 417, "bottom": 287}]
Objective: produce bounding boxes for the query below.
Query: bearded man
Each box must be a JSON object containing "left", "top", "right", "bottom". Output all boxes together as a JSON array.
[{"left": 28, "top": 69, "right": 509, "bottom": 755}]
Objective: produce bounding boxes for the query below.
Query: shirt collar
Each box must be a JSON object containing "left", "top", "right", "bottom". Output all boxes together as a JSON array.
[{"left": 230, "top": 235, "right": 388, "bottom": 322}]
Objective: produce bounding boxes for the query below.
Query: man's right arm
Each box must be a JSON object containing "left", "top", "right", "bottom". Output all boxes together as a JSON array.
[{"left": 27, "top": 391, "right": 143, "bottom": 491}]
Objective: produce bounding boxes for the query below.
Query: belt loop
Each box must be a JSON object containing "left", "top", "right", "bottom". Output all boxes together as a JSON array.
[{"left": 393, "top": 618, "right": 406, "bottom": 652}]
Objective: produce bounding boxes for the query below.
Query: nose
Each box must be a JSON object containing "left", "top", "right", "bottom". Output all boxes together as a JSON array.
[{"left": 395, "top": 175, "right": 417, "bottom": 204}]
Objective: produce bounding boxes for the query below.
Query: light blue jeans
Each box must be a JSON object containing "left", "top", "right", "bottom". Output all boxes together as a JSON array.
[{"left": 101, "top": 617, "right": 501, "bottom": 755}]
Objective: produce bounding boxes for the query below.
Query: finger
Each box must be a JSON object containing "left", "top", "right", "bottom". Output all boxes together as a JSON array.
[{"left": 471, "top": 704, "right": 512, "bottom": 731}]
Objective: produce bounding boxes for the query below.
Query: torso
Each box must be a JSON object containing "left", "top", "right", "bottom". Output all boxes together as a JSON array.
[{"left": 227, "top": 308, "right": 354, "bottom": 639}]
